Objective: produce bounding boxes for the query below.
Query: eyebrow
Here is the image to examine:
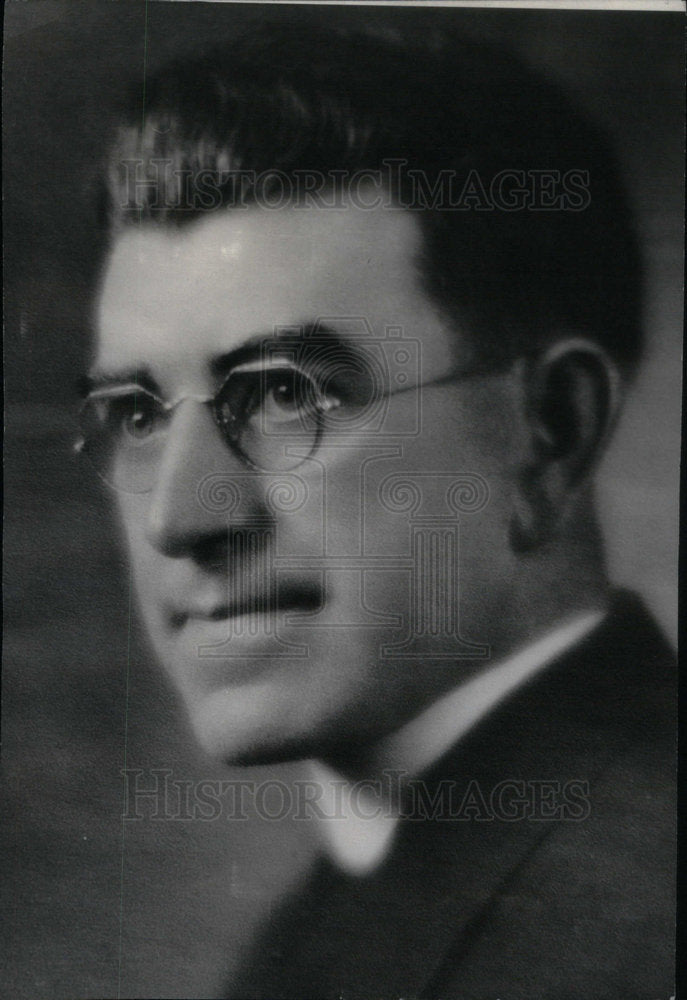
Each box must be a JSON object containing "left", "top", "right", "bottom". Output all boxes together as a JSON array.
[
  {"left": 77, "top": 369, "right": 159, "bottom": 398},
  {"left": 208, "top": 322, "right": 355, "bottom": 378},
  {"left": 80, "top": 321, "right": 356, "bottom": 398}
]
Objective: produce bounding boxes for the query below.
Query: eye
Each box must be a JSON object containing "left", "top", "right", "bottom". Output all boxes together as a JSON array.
[
  {"left": 264, "top": 370, "right": 311, "bottom": 421},
  {"left": 221, "top": 367, "right": 340, "bottom": 431},
  {"left": 99, "top": 392, "right": 163, "bottom": 442},
  {"left": 300, "top": 347, "right": 381, "bottom": 411},
  {"left": 265, "top": 368, "right": 342, "bottom": 427}
]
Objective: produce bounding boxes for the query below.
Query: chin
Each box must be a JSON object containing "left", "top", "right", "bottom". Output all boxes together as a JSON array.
[{"left": 185, "top": 684, "right": 335, "bottom": 767}]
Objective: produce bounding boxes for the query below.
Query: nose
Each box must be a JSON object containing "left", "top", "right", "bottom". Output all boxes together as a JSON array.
[{"left": 144, "top": 400, "right": 269, "bottom": 559}]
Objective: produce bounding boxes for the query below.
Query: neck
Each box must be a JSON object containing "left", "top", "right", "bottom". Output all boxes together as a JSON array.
[
  {"left": 324, "top": 505, "right": 608, "bottom": 786},
  {"left": 504, "top": 499, "right": 608, "bottom": 656}
]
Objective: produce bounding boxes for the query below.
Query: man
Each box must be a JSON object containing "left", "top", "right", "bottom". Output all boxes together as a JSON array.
[{"left": 79, "top": 23, "right": 675, "bottom": 998}]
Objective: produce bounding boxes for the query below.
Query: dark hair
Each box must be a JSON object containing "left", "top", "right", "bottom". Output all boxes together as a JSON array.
[{"left": 102, "top": 23, "right": 643, "bottom": 374}]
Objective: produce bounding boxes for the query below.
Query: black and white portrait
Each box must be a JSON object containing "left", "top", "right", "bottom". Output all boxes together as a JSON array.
[{"left": 3, "top": 2, "right": 682, "bottom": 998}]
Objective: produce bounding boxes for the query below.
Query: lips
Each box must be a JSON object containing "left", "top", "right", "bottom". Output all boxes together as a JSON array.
[{"left": 167, "top": 579, "right": 322, "bottom": 628}]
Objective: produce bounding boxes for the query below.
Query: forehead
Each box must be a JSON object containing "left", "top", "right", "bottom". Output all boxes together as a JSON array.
[{"left": 94, "top": 200, "right": 459, "bottom": 382}]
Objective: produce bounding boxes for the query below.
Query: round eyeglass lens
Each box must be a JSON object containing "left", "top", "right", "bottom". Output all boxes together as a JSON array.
[
  {"left": 216, "top": 366, "right": 324, "bottom": 471},
  {"left": 78, "top": 390, "right": 168, "bottom": 493}
]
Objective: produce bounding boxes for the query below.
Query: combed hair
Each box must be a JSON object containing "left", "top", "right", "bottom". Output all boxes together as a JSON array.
[{"left": 102, "top": 23, "right": 643, "bottom": 374}]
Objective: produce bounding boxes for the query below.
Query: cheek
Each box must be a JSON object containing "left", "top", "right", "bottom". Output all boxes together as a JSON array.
[
  {"left": 116, "top": 492, "right": 146, "bottom": 540},
  {"left": 115, "top": 496, "right": 160, "bottom": 604}
]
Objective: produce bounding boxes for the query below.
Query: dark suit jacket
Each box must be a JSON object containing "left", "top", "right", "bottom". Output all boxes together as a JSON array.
[{"left": 229, "top": 592, "right": 676, "bottom": 999}]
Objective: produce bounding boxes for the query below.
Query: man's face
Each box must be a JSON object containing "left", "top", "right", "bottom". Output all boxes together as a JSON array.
[{"left": 95, "top": 199, "right": 522, "bottom": 766}]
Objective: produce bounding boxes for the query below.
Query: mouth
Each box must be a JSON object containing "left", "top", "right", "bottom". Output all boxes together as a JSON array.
[{"left": 168, "top": 581, "right": 322, "bottom": 629}]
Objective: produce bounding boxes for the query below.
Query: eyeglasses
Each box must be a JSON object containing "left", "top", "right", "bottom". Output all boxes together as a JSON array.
[{"left": 75, "top": 356, "right": 515, "bottom": 494}]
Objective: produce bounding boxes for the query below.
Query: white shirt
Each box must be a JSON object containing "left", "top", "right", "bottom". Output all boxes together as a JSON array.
[{"left": 309, "top": 609, "right": 605, "bottom": 876}]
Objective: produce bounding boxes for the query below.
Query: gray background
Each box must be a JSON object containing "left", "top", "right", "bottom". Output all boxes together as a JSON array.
[{"left": 2, "top": 3, "right": 682, "bottom": 998}]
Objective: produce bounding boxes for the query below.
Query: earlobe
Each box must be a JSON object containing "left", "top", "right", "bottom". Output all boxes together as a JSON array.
[
  {"left": 509, "top": 338, "right": 621, "bottom": 553},
  {"left": 509, "top": 468, "right": 555, "bottom": 553}
]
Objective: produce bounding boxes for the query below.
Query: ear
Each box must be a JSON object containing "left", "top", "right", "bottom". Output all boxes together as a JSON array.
[{"left": 510, "top": 338, "right": 621, "bottom": 553}]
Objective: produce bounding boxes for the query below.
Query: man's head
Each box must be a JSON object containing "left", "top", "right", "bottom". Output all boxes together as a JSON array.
[{"left": 86, "top": 24, "right": 640, "bottom": 768}]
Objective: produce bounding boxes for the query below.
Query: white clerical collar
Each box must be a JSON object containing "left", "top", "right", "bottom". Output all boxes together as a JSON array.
[{"left": 309, "top": 608, "right": 605, "bottom": 876}]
